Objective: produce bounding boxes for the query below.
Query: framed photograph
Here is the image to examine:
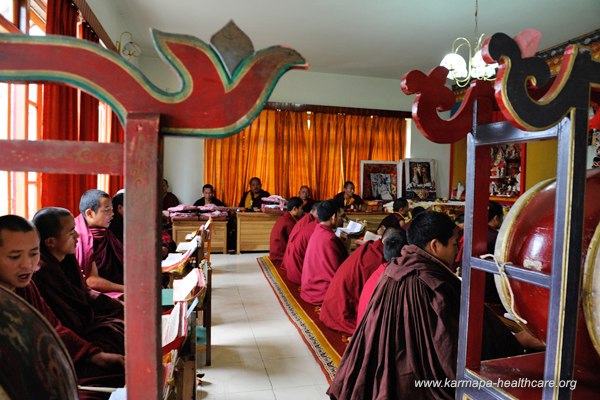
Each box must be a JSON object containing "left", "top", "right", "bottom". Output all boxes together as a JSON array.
[
  {"left": 360, "top": 160, "right": 402, "bottom": 200},
  {"left": 404, "top": 158, "right": 437, "bottom": 200}
]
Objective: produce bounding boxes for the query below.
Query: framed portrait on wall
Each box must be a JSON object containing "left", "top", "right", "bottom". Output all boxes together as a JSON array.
[
  {"left": 360, "top": 160, "right": 402, "bottom": 200},
  {"left": 404, "top": 158, "right": 437, "bottom": 200}
]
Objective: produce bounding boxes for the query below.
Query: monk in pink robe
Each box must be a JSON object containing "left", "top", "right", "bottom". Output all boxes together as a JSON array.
[
  {"left": 269, "top": 197, "right": 304, "bottom": 266},
  {"left": 319, "top": 239, "right": 384, "bottom": 334},
  {"left": 300, "top": 200, "right": 347, "bottom": 305},
  {"left": 0, "top": 215, "right": 124, "bottom": 400},
  {"left": 75, "top": 189, "right": 124, "bottom": 294},
  {"left": 282, "top": 208, "right": 319, "bottom": 283}
]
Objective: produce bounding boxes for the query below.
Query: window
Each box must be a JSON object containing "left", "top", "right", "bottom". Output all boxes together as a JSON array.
[{"left": 0, "top": 3, "right": 45, "bottom": 217}]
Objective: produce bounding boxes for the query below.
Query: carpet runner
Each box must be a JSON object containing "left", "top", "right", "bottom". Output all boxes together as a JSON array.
[{"left": 256, "top": 255, "right": 349, "bottom": 383}]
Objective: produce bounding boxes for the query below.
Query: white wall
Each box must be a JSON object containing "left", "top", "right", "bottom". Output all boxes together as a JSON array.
[{"left": 135, "top": 56, "right": 449, "bottom": 203}]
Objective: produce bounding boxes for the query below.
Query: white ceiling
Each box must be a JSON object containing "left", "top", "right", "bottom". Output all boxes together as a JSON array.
[{"left": 91, "top": 0, "right": 600, "bottom": 80}]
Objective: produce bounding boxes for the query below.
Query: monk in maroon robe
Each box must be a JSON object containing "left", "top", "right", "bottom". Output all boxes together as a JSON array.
[
  {"left": 300, "top": 200, "right": 347, "bottom": 305},
  {"left": 282, "top": 206, "right": 319, "bottom": 283},
  {"left": 319, "top": 239, "right": 384, "bottom": 334},
  {"left": 269, "top": 197, "right": 304, "bottom": 266},
  {"left": 33, "top": 207, "right": 125, "bottom": 356},
  {"left": 356, "top": 230, "right": 407, "bottom": 325},
  {"left": 328, "top": 212, "right": 524, "bottom": 400},
  {"left": 0, "top": 215, "right": 124, "bottom": 400},
  {"left": 75, "top": 189, "right": 124, "bottom": 294},
  {"left": 376, "top": 198, "right": 409, "bottom": 234}
]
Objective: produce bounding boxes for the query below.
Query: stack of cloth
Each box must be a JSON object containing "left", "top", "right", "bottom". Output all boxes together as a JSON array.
[
  {"left": 168, "top": 204, "right": 229, "bottom": 221},
  {"left": 261, "top": 195, "right": 287, "bottom": 213}
]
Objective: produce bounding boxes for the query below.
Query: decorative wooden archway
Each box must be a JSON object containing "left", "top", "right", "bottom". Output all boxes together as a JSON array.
[{"left": 0, "top": 22, "right": 306, "bottom": 399}]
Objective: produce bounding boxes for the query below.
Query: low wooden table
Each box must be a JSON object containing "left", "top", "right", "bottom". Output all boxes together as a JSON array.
[
  {"left": 236, "top": 211, "right": 279, "bottom": 254},
  {"left": 171, "top": 219, "right": 228, "bottom": 254}
]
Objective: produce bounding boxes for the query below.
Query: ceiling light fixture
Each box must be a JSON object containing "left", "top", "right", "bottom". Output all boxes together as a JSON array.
[
  {"left": 440, "top": 0, "right": 498, "bottom": 87},
  {"left": 116, "top": 32, "right": 142, "bottom": 59}
]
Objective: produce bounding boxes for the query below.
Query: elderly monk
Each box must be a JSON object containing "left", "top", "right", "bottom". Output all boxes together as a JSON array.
[
  {"left": 319, "top": 227, "right": 402, "bottom": 335},
  {"left": 75, "top": 189, "right": 124, "bottom": 293},
  {"left": 269, "top": 197, "right": 304, "bottom": 266},
  {"left": 298, "top": 185, "right": 315, "bottom": 214},
  {"left": 281, "top": 203, "right": 319, "bottom": 282},
  {"left": 356, "top": 229, "right": 407, "bottom": 324},
  {"left": 328, "top": 212, "right": 525, "bottom": 400},
  {"left": 300, "top": 200, "right": 347, "bottom": 305},
  {"left": 32, "top": 207, "right": 124, "bottom": 356},
  {"left": 0, "top": 215, "right": 124, "bottom": 400}
]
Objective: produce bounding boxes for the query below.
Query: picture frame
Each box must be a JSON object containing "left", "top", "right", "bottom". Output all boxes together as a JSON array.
[
  {"left": 360, "top": 160, "right": 402, "bottom": 201},
  {"left": 404, "top": 158, "right": 437, "bottom": 200}
]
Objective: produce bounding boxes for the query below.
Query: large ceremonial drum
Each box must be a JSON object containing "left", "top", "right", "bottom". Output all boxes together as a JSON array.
[{"left": 495, "top": 168, "right": 600, "bottom": 367}]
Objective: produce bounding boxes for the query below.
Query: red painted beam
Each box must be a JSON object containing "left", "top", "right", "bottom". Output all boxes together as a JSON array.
[
  {"left": 0, "top": 140, "right": 123, "bottom": 175},
  {"left": 123, "top": 113, "right": 162, "bottom": 399}
]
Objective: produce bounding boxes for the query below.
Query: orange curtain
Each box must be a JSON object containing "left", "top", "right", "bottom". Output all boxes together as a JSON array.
[
  {"left": 341, "top": 114, "right": 406, "bottom": 195},
  {"left": 204, "top": 109, "right": 406, "bottom": 205}
]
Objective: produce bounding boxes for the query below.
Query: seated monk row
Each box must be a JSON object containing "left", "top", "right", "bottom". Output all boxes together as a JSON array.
[
  {"left": 300, "top": 200, "right": 348, "bottom": 305},
  {"left": 269, "top": 197, "right": 304, "bottom": 266},
  {"left": 319, "top": 227, "right": 405, "bottom": 335},
  {"left": 282, "top": 204, "right": 319, "bottom": 284},
  {"left": 0, "top": 215, "right": 124, "bottom": 399}
]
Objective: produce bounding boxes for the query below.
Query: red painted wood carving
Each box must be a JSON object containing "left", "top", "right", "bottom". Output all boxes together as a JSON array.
[
  {"left": 483, "top": 32, "right": 600, "bottom": 131},
  {"left": 400, "top": 67, "right": 495, "bottom": 144},
  {"left": 0, "top": 21, "right": 308, "bottom": 137}
]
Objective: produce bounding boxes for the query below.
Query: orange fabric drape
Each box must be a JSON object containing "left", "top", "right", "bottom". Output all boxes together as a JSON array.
[
  {"left": 204, "top": 109, "right": 405, "bottom": 206},
  {"left": 41, "top": 0, "right": 81, "bottom": 214}
]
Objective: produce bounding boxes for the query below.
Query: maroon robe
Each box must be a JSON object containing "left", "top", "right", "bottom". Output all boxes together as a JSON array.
[
  {"left": 289, "top": 213, "right": 315, "bottom": 242},
  {"left": 356, "top": 262, "right": 386, "bottom": 325},
  {"left": 17, "top": 283, "right": 124, "bottom": 399},
  {"left": 377, "top": 212, "right": 406, "bottom": 231},
  {"left": 282, "top": 218, "right": 317, "bottom": 284},
  {"left": 300, "top": 224, "right": 347, "bottom": 305},
  {"left": 269, "top": 211, "right": 298, "bottom": 266},
  {"left": 162, "top": 191, "right": 180, "bottom": 210},
  {"left": 319, "top": 240, "right": 384, "bottom": 334},
  {"left": 75, "top": 214, "right": 124, "bottom": 285},
  {"left": 327, "top": 245, "right": 523, "bottom": 400},
  {"left": 33, "top": 249, "right": 125, "bottom": 355}
]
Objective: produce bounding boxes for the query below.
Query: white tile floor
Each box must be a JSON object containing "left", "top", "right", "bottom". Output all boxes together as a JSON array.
[{"left": 197, "top": 253, "right": 331, "bottom": 399}]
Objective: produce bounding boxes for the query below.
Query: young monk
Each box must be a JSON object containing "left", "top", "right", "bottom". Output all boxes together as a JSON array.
[
  {"left": 300, "top": 200, "right": 347, "bottom": 305},
  {"left": 32, "top": 207, "right": 125, "bottom": 356},
  {"left": 333, "top": 181, "right": 364, "bottom": 210},
  {"left": 0, "top": 215, "right": 124, "bottom": 399},
  {"left": 281, "top": 203, "right": 319, "bottom": 282},
  {"left": 75, "top": 189, "right": 124, "bottom": 293},
  {"left": 193, "top": 184, "right": 226, "bottom": 207},
  {"left": 269, "top": 197, "right": 304, "bottom": 267}
]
